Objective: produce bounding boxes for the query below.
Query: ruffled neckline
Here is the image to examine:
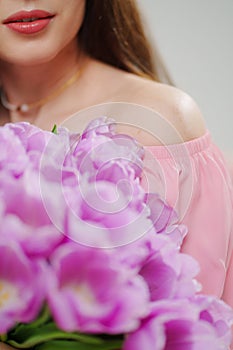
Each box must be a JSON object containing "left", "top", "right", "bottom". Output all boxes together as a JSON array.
[{"left": 145, "top": 131, "right": 211, "bottom": 158}]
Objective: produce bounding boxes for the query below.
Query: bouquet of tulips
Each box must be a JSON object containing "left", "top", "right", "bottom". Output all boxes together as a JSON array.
[{"left": 0, "top": 118, "right": 232, "bottom": 350}]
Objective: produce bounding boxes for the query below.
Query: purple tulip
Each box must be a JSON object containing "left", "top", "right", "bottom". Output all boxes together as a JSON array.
[
  {"left": 139, "top": 238, "right": 200, "bottom": 301},
  {"left": 46, "top": 243, "right": 150, "bottom": 333},
  {"left": 0, "top": 242, "right": 45, "bottom": 333},
  {"left": 0, "top": 118, "right": 232, "bottom": 349},
  {"left": 123, "top": 299, "right": 232, "bottom": 350},
  {"left": 0, "top": 171, "right": 64, "bottom": 258},
  {"left": 193, "top": 295, "right": 233, "bottom": 346},
  {"left": 71, "top": 117, "right": 144, "bottom": 182},
  {"left": 145, "top": 193, "right": 187, "bottom": 247},
  {"left": 0, "top": 126, "right": 28, "bottom": 176}
]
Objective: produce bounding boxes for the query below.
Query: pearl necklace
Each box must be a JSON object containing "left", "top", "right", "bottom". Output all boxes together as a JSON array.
[{"left": 0, "top": 68, "right": 82, "bottom": 114}]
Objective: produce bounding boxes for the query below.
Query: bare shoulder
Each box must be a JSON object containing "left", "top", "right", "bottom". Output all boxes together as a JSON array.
[
  {"left": 116, "top": 74, "right": 207, "bottom": 143},
  {"left": 85, "top": 59, "right": 207, "bottom": 145}
]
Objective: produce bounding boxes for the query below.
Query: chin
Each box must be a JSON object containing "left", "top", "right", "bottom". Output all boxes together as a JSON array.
[
  {"left": 0, "top": 30, "right": 80, "bottom": 68},
  {"left": 13, "top": 56, "right": 58, "bottom": 67},
  {"left": 0, "top": 42, "right": 66, "bottom": 67}
]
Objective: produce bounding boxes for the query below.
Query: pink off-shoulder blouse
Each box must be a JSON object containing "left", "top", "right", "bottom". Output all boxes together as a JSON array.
[{"left": 143, "top": 131, "right": 233, "bottom": 310}]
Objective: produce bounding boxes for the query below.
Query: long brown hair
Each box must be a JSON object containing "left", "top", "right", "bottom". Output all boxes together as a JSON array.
[{"left": 79, "top": 0, "right": 172, "bottom": 83}]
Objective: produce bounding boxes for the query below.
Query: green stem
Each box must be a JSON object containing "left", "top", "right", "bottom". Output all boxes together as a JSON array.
[
  {"left": 0, "top": 334, "right": 7, "bottom": 342},
  {"left": 7, "top": 331, "right": 104, "bottom": 349},
  {"left": 51, "top": 124, "right": 58, "bottom": 134},
  {"left": 29, "top": 306, "right": 51, "bottom": 328}
]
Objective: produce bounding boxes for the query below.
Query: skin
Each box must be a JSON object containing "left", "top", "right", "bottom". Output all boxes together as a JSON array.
[
  {"left": 0, "top": 2, "right": 206, "bottom": 349},
  {"left": 0, "top": 345, "right": 15, "bottom": 350},
  {"left": 0, "top": 0, "right": 206, "bottom": 141},
  {"left": 0, "top": 345, "right": 14, "bottom": 350},
  {"left": 0, "top": 0, "right": 86, "bottom": 123}
]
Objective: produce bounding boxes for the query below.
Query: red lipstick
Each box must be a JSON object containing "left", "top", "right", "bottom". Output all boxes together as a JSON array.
[{"left": 3, "top": 10, "right": 55, "bottom": 34}]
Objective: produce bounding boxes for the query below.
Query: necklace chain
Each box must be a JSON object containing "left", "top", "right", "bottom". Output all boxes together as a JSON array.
[{"left": 0, "top": 68, "right": 82, "bottom": 114}]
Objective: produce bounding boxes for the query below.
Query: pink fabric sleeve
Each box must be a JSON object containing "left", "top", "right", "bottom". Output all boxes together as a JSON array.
[{"left": 142, "top": 132, "right": 233, "bottom": 309}]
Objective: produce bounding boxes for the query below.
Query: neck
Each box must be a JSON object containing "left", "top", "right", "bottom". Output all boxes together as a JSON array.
[{"left": 0, "top": 39, "right": 84, "bottom": 123}]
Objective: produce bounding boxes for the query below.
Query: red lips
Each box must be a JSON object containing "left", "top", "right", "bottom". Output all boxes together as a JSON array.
[{"left": 3, "top": 10, "right": 55, "bottom": 34}]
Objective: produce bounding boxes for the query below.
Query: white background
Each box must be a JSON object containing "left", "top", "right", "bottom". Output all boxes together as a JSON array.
[{"left": 139, "top": 0, "right": 233, "bottom": 151}]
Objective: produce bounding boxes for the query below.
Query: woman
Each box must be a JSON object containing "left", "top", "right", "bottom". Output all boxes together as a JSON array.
[{"left": 0, "top": 1, "right": 232, "bottom": 349}]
